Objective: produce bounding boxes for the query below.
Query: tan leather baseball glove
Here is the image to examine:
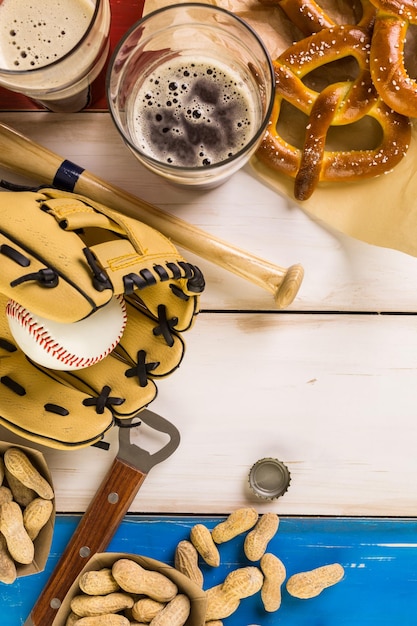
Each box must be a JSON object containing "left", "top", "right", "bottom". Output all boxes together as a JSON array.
[{"left": 0, "top": 188, "right": 205, "bottom": 448}]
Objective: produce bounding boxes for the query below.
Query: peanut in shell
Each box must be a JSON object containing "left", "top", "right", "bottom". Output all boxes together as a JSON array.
[
  {"left": 175, "top": 539, "right": 204, "bottom": 586},
  {"left": 4, "top": 467, "right": 37, "bottom": 507},
  {"left": 23, "top": 497, "right": 53, "bottom": 541},
  {"left": 70, "top": 592, "right": 134, "bottom": 617},
  {"left": 149, "top": 593, "right": 190, "bottom": 626},
  {"left": 260, "top": 552, "right": 286, "bottom": 612},
  {"left": 131, "top": 597, "right": 165, "bottom": 622},
  {"left": 0, "top": 533, "right": 17, "bottom": 584},
  {"left": 244, "top": 512, "right": 279, "bottom": 561},
  {"left": 111, "top": 558, "right": 178, "bottom": 602},
  {"left": 211, "top": 507, "right": 258, "bottom": 544},
  {"left": 190, "top": 523, "right": 220, "bottom": 567},
  {"left": 78, "top": 567, "right": 120, "bottom": 596},
  {"left": 4, "top": 448, "right": 53, "bottom": 500},
  {"left": 286, "top": 563, "right": 345, "bottom": 599},
  {"left": 0, "top": 500, "right": 34, "bottom": 564}
]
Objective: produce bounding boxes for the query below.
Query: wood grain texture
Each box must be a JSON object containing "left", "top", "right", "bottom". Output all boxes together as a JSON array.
[{"left": 2, "top": 312, "right": 417, "bottom": 517}]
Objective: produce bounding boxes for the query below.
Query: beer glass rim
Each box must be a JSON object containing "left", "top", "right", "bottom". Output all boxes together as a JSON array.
[
  {"left": 106, "top": 2, "right": 275, "bottom": 175},
  {"left": 0, "top": 0, "right": 103, "bottom": 75}
]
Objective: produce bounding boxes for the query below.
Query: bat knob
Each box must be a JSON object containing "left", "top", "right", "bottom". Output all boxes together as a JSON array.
[{"left": 274, "top": 263, "right": 304, "bottom": 309}]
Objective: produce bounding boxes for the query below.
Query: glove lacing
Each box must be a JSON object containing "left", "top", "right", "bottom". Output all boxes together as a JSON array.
[
  {"left": 3, "top": 241, "right": 205, "bottom": 299},
  {"left": 83, "top": 384, "right": 125, "bottom": 415},
  {"left": 125, "top": 349, "right": 158, "bottom": 387}
]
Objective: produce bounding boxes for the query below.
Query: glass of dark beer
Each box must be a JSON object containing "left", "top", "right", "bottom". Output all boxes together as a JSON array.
[
  {"left": 0, "top": 0, "right": 111, "bottom": 112},
  {"left": 107, "top": 3, "right": 275, "bottom": 188}
]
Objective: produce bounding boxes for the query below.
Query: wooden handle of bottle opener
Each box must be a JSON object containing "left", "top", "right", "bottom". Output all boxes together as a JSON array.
[
  {"left": 0, "top": 123, "right": 304, "bottom": 308},
  {"left": 26, "top": 458, "right": 147, "bottom": 626}
]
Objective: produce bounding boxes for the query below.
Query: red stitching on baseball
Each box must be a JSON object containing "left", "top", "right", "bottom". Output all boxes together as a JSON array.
[{"left": 5, "top": 297, "right": 126, "bottom": 369}]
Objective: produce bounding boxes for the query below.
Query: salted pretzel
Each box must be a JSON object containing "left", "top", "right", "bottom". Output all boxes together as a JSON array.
[
  {"left": 370, "top": 0, "right": 417, "bottom": 117},
  {"left": 258, "top": 0, "right": 376, "bottom": 35},
  {"left": 256, "top": 22, "right": 411, "bottom": 200}
]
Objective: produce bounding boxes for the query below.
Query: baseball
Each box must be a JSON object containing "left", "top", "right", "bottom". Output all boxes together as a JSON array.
[{"left": 6, "top": 296, "right": 127, "bottom": 371}]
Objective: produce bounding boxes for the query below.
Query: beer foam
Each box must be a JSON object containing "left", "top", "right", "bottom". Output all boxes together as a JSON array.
[
  {"left": 129, "top": 57, "right": 258, "bottom": 168},
  {"left": 0, "top": 0, "right": 93, "bottom": 70}
]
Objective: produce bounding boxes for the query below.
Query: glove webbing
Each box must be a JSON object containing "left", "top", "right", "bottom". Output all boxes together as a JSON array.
[
  {"left": 43, "top": 195, "right": 205, "bottom": 298},
  {"left": 83, "top": 245, "right": 204, "bottom": 297}
]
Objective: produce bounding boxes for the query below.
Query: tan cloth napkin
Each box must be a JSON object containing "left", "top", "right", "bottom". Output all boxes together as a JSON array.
[{"left": 144, "top": 0, "right": 417, "bottom": 257}]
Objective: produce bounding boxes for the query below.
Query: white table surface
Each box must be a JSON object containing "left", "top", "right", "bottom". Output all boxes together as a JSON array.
[{"left": 1, "top": 110, "right": 417, "bottom": 518}]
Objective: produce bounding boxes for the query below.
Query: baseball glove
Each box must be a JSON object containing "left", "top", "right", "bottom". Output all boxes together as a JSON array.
[{"left": 0, "top": 188, "right": 205, "bottom": 449}]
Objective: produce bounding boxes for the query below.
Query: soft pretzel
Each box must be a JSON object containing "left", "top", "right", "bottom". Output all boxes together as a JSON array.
[
  {"left": 258, "top": 0, "right": 335, "bottom": 33},
  {"left": 258, "top": 0, "right": 376, "bottom": 35},
  {"left": 370, "top": 0, "right": 417, "bottom": 117},
  {"left": 256, "top": 23, "right": 411, "bottom": 200}
]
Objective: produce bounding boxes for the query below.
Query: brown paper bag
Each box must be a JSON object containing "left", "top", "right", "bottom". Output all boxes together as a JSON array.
[
  {"left": 52, "top": 552, "right": 207, "bottom": 626},
  {"left": 143, "top": 0, "right": 417, "bottom": 258},
  {"left": 0, "top": 441, "right": 55, "bottom": 578}
]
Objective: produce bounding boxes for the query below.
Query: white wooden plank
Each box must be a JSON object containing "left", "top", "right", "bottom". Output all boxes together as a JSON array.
[
  {"left": 2, "top": 312, "right": 417, "bottom": 517},
  {"left": 1, "top": 112, "right": 417, "bottom": 312}
]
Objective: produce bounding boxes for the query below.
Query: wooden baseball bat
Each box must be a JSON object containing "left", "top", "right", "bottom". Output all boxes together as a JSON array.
[{"left": 0, "top": 123, "right": 304, "bottom": 308}]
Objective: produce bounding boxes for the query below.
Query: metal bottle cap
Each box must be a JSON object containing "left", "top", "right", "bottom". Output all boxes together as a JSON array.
[{"left": 248, "top": 457, "right": 291, "bottom": 500}]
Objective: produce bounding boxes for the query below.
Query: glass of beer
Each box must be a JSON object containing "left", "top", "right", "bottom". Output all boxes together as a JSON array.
[
  {"left": 107, "top": 3, "right": 275, "bottom": 188},
  {"left": 0, "top": 0, "right": 111, "bottom": 112}
]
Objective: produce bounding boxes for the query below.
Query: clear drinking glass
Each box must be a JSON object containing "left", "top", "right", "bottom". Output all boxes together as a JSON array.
[
  {"left": 0, "top": 0, "right": 111, "bottom": 112},
  {"left": 107, "top": 3, "right": 275, "bottom": 188}
]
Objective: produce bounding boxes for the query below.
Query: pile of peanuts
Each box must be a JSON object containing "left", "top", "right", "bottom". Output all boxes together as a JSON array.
[
  {"left": 182, "top": 507, "right": 344, "bottom": 623},
  {"left": 0, "top": 447, "right": 54, "bottom": 584},
  {"left": 66, "top": 558, "right": 192, "bottom": 626},
  {"left": 65, "top": 507, "right": 344, "bottom": 626}
]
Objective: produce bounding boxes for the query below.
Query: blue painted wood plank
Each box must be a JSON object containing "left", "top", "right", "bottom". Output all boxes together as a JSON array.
[{"left": 2, "top": 515, "right": 417, "bottom": 625}]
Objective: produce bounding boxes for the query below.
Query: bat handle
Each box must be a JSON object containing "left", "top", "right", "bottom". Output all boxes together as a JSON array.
[
  {"left": 0, "top": 123, "right": 304, "bottom": 308},
  {"left": 0, "top": 123, "right": 59, "bottom": 184}
]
